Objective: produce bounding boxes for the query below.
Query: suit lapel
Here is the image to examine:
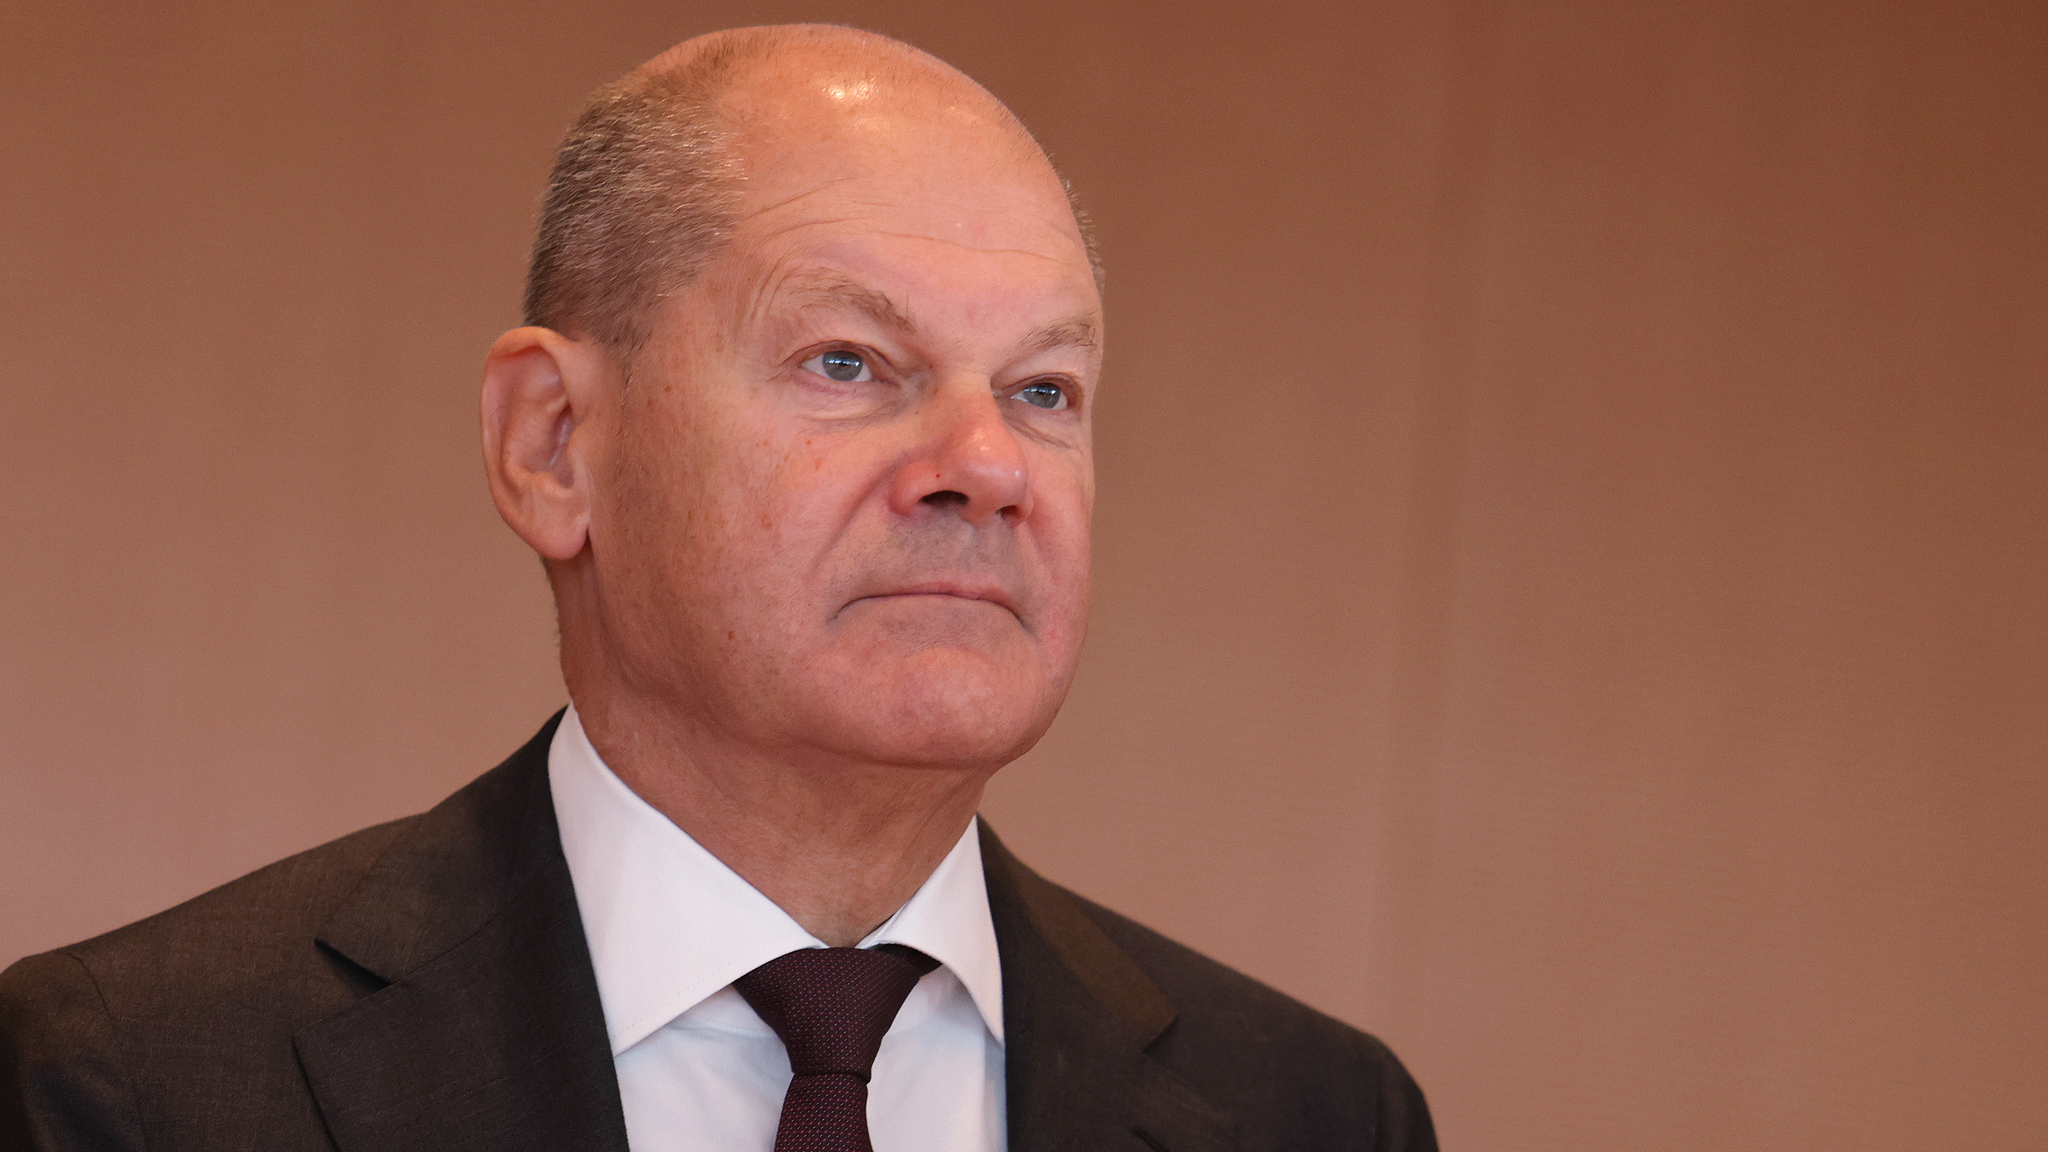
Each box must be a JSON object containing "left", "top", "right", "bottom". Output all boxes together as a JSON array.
[
  {"left": 281, "top": 722, "right": 1226, "bottom": 1152},
  {"left": 293, "top": 715, "right": 629, "bottom": 1152},
  {"left": 982, "top": 824, "right": 1237, "bottom": 1152}
]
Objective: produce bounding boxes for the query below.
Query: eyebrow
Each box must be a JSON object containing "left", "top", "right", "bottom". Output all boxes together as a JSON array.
[
  {"left": 771, "top": 271, "right": 1101, "bottom": 360},
  {"left": 779, "top": 274, "right": 916, "bottom": 334},
  {"left": 1017, "top": 315, "right": 1101, "bottom": 357}
]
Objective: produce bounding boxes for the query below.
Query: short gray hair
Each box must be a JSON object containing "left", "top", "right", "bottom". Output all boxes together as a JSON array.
[{"left": 522, "top": 43, "right": 757, "bottom": 356}]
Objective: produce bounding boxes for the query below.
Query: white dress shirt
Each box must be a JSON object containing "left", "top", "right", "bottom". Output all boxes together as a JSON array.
[{"left": 547, "top": 706, "right": 1007, "bottom": 1152}]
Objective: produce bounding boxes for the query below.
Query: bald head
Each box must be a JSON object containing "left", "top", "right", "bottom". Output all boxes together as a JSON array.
[{"left": 524, "top": 25, "right": 1097, "bottom": 357}]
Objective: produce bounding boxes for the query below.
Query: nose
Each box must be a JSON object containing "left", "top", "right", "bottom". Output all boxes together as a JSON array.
[{"left": 888, "top": 377, "right": 1032, "bottom": 526}]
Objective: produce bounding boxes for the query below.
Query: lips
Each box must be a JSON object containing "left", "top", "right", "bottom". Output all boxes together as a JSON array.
[{"left": 847, "top": 582, "right": 1020, "bottom": 618}]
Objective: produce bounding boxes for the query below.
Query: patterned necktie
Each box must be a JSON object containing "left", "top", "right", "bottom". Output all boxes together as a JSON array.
[{"left": 733, "top": 944, "right": 942, "bottom": 1152}]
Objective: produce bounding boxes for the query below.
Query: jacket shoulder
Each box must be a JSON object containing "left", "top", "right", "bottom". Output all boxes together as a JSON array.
[
  {"left": 32, "top": 816, "right": 412, "bottom": 1017},
  {"left": 0, "top": 817, "right": 415, "bottom": 1151},
  {"left": 1070, "top": 891, "right": 1437, "bottom": 1152},
  {"left": 1, "top": 716, "right": 567, "bottom": 1151}
]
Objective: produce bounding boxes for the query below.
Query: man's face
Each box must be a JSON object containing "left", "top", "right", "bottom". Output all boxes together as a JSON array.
[{"left": 583, "top": 74, "right": 1100, "bottom": 771}]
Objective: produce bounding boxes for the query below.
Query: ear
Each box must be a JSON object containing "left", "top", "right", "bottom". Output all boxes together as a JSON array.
[{"left": 480, "top": 326, "right": 609, "bottom": 561}]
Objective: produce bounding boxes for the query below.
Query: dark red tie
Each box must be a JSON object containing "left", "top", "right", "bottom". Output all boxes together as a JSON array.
[{"left": 733, "top": 944, "right": 941, "bottom": 1152}]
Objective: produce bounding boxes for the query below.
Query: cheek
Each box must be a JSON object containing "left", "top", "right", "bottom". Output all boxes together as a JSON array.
[
  {"left": 602, "top": 402, "right": 764, "bottom": 604},
  {"left": 697, "top": 430, "right": 887, "bottom": 616},
  {"left": 749, "top": 434, "right": 872, "bottom": 557},
  {"left": 1034, "top": 458, "right": 1094, "bottom": 561},
  {"left": 1025, "top": 464, "right": 1095, "bottom": 641}
]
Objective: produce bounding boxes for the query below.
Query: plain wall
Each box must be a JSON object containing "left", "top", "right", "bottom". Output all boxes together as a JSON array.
[{"left": 3, "top": 1, "right": 2042, "bottom": 1149}]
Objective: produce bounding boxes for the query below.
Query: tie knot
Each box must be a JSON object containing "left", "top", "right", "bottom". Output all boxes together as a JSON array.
[{"left": 733, "top": 945, "right": 940, "bottom": 1080}]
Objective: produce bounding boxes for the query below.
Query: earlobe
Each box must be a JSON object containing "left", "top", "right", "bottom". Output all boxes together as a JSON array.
[{"left": 481, "top": 326, "right": 599, "bottom": 561}]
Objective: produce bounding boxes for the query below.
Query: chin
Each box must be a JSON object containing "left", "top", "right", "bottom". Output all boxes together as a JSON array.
[{"left": 811, "top": 646, "right": 1065, "bottom": 770}]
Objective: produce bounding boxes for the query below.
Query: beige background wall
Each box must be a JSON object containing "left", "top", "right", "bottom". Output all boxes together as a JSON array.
[{"left": 4, "top": 1, "right": 2042, "bottom": 1148}]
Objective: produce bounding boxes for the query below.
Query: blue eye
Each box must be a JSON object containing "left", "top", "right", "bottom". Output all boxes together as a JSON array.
[
  {"left": 805, "top": 349, "right": 873, "bottom": 382},
  {"left": 1015, "top": 382, "right": 1067, "bottom": 410}
]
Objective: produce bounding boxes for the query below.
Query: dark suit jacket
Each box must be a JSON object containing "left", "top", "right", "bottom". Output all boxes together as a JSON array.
[{"left": 1, "top": 716, "right": 1435, "bottom": 1152}]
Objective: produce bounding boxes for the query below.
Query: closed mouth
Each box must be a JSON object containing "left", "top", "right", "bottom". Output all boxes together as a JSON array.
[{"left": 844, "top": 585, "right": 1020, "bottom": 620}]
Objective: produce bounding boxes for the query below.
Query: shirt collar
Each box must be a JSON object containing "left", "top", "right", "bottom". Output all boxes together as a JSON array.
[{"left": 547, "top": 704, "right": 1005, "bottom": 1056}]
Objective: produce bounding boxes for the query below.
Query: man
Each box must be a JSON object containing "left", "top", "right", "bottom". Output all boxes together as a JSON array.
[{"left": 1, "top": 26, "right": 1435, "bottom": 1152}]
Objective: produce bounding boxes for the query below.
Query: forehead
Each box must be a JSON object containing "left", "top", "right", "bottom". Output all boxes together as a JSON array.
[{"left": 708, "top": 61, "right": 1098, "bottom": 324}]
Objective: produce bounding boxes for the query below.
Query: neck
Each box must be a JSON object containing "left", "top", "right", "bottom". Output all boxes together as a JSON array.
[{"left": 571, "top": 688, "right": 994, "bottom": 948}]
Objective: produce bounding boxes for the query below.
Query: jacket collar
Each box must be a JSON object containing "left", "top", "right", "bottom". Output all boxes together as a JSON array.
[
  {"left": 288, "top": 712, "right": 1232, "bottom": 1152},
  {"left": 295, "top": 712, "right": 631, "bottom": 1152},
  {"left": 981, "top": 823, "right": 1238, "bottom": 1152}
]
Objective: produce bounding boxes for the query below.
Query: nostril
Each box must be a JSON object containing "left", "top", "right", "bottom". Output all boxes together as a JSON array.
[{"left": 921, "top": 490, "right": 969, "bottom": 508}]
